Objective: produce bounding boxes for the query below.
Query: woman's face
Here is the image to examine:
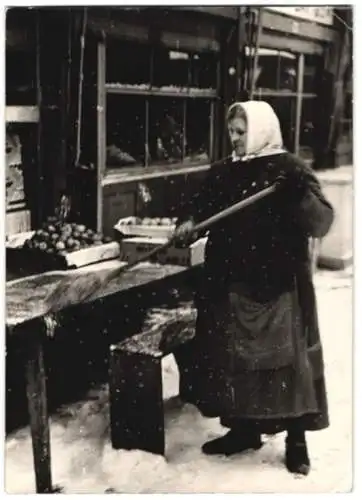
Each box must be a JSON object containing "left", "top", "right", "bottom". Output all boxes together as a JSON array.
[{"left": 228, "top": 117, "right": 247, "bottom": 157}]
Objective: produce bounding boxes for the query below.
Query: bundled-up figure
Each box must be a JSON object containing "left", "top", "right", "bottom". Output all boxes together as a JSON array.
[{"left": 174, "top": 101, "right": 334, "bottom": 476}]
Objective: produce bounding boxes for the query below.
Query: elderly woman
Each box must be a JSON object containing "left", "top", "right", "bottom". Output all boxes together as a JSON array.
[{"left": 174, "top": 101, "right": 334, "bottom": 475}]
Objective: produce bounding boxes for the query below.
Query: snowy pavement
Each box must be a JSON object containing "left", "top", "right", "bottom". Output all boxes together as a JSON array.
[{"left": 4, "top": 268, "right": 353, "bottom": 493}]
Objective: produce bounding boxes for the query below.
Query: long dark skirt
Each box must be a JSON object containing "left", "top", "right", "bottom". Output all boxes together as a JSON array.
[{"left": 175, "top": 275, "right": 329, "bottom": 434}]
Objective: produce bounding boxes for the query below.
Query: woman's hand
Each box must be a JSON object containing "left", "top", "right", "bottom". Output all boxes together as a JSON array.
[{"left": 173, "top": 219, "right": 196, "bottom": 245}]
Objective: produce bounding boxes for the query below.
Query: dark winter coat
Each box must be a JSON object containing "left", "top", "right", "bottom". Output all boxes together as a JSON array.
[{"left": 175, "top": 152, "right": 334, "bottom": 429}]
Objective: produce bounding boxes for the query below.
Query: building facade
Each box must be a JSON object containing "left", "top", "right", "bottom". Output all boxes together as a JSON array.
[{"left": 5, "top": 6, "right": 353, "bottom": 236}]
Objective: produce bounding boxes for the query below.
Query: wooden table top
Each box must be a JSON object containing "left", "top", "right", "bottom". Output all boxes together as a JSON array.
[{"left": 6, "top": 260, "right": 187, "bottom": 328}]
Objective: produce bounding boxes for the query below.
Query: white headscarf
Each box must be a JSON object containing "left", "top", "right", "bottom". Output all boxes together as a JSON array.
[{"left": 228, "top": 100, "right": 286, "bottom": 162}]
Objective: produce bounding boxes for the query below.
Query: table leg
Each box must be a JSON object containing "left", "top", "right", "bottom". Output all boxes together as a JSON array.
[{"left": 24, "top": 331, "right": 53, "bottom": 493}]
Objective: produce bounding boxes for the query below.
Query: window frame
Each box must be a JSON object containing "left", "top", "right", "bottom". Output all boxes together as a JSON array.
[
  {"left": 249, "top": 49, "right": 318, "bottom": 159},
  {"left": 97, "top": 39, "right": 219, "bottom": 182}
]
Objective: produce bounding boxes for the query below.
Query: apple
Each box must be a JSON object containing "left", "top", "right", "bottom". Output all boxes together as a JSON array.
[
  {"left": 55, "top": 241, "right": 66, "bottom": 251},
  {"left": 39, "top": 242, "right": 48, "bottom": 252},
  {"left": 72, "top": 240, "right": 81, "bottom": 251},
  {"left": 35, "top": 229, "right": 45, "bottom": 239},
  {"left": 65, "top": 237, "right": 75, "bottom": 250}
]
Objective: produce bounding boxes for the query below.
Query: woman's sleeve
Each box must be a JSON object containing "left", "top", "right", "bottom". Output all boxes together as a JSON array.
[
  {"left": 176, "top": 167, "right": 216, "bottom": 226},
  {"left": 291, "top": 157, "right": 334, "bottom": 238}
]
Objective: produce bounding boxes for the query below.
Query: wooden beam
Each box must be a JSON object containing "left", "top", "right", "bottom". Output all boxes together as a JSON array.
[
  {"left": 175, "top": 6, "right": 239, "bottom": 20},
  {"left": 256, "top": 8, "right": 336, "bottom": 42},
  {"left": 259, "top": 32, "right": 324, "bottom": 55},
  {"left": 24, "top": 326, "right": 53, "bottom": 493}
]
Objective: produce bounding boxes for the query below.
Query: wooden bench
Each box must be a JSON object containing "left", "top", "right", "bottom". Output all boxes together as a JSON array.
[{"left": 109, "top": 301, "right": 197, "bottom": 456}]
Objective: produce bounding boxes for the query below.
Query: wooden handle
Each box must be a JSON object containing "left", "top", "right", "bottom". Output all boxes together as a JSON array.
[
  {"left": 46, "top": 184, "right": 278, "bottom": 311},
  {"left": 120, "top": 184, "right": 277, "bottom": 273},
  {"left": 192, "top": 184, "right": 276, "bottom": 234}
]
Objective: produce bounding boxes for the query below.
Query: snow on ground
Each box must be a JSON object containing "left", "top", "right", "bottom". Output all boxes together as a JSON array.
[{"left": 5, "top": 269, "right": 353, "bottom": 493}]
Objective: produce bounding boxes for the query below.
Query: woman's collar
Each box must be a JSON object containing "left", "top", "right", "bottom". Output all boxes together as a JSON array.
[{"left": 231, "top": 148, "right": 286, "bottom": 163}]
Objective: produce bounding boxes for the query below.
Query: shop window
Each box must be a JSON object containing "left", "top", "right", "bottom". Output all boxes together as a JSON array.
[
  {"left": 247, "top": 47, "right": 297, "bottom": 93},
  {"left": 106, "top": 41, "right": 151, "bottom": 86},
  {"left": 148, "top": 97, "right": 184, "bottom": 164},
  {"left": 299, "top": 97, "right": 316, "bottom": 161},
  {"left": 6, "top": 48, "right": 37, "bottom": 105},
  {"left": 106, "top": 94, "right": 213, "bottom": 169},
  {"left": 190, "top": 52, "right": 218, "bottom": 89},
  {"left": 153, "top": 49, "right": 190, "bottom": 88},
  {"left": 106, "top": 94, "right": 146, "bottom": 168},
  {"left": 303, "top": 54, "right": 322, "bottom": 94},
  {"left": 103, "top": 40, "right": 217, "bottom": 170},
  {"left": 254, "top": 95, "right": 296, "bottom": 152},
  {"left": 185, "top": 99, "right": 211, "bottom": 163}
]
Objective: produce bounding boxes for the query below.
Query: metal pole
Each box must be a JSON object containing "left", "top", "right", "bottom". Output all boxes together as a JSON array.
[
  {"left": 250, "top": 7, "right": 263, "bottom": 99},
  {"left": 294, "top": 52, "right": 305, "bottom": 155}
]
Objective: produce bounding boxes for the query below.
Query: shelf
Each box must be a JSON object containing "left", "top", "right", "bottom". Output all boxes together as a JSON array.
[
  {"left": 253, "top": 90, "right": 317, "bottom": 99},
  {"left": 6, "top": 106, "right": 39, "bottom": 123},
  {"left": 102, "top": 162, "right": 211, "bottom": 186},
  {"left": 105, "top": 84, "right": 217, "bottom": 99}
]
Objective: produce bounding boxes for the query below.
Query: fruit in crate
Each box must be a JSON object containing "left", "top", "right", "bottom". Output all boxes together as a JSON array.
[
  {"left": 160, "top": 217, "right": 172, "bottom": 226},
  {"left": 142, "top": 217, "right": 153, "bottom": 226},
  {"left": 24, "top": 218, "right": 112, "bottom": 256}
]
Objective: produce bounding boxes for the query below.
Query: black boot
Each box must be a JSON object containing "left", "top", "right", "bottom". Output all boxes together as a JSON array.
[
  {"left": 202, "top": 429, "right": 263, "bottom": 456},
  {"left": 285, "top": 433, "right": 311, "bottom": 476}
]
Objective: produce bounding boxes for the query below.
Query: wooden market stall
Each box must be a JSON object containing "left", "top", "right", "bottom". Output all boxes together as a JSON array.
[
  {"left": 5, "top": 6, "right": 353, "bottom": 492},
  {"left": 6, "top": 259, "right": 198, "bottom": 492}
]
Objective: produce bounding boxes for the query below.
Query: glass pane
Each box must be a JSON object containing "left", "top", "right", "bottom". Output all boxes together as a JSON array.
[
  {"left": 300, "top": 97, "right": 316, "bottom": 161},
  {"left": 106, "top": 41, "right": 151, "bottom": 86},
  {"left": 278, "top": 52, "right": 297, "bottom": 92},
  {"left": 148, "top": 97, "right": 184, "bottom": 165},
  {"left": 153, "top": 49, "right": 190, "bottom": 88},
  {"left": 6, "top": 49, "right": 37, "bottom": 105},
  {"left": 185, "top": 100, "right": 211, "bottom": 164},
  {"left": 248, "top": 48, "right": 297, "bottom": 92},
  {"left": 303, "top": 54, "right": 322, "bottom": 93},
  {"left": 190, "top": 52, "right": 218, "bottom": 89},
  {"left": 262, "top": 96, "right": 297, "bottom": 152},
  {"left": 106, "top": 95, "right": 146, "bottom": 168}
]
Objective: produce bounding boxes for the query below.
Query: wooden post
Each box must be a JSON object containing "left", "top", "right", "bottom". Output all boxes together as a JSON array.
[
  {"left": 23, "top": 324, "right": 54, "bottom": 493},
  {"left": 97, "top": 41, "right": 106, "bottom": 233},
  {"left": 294, "top": 53, "right": 305, "bottom": 155}
]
